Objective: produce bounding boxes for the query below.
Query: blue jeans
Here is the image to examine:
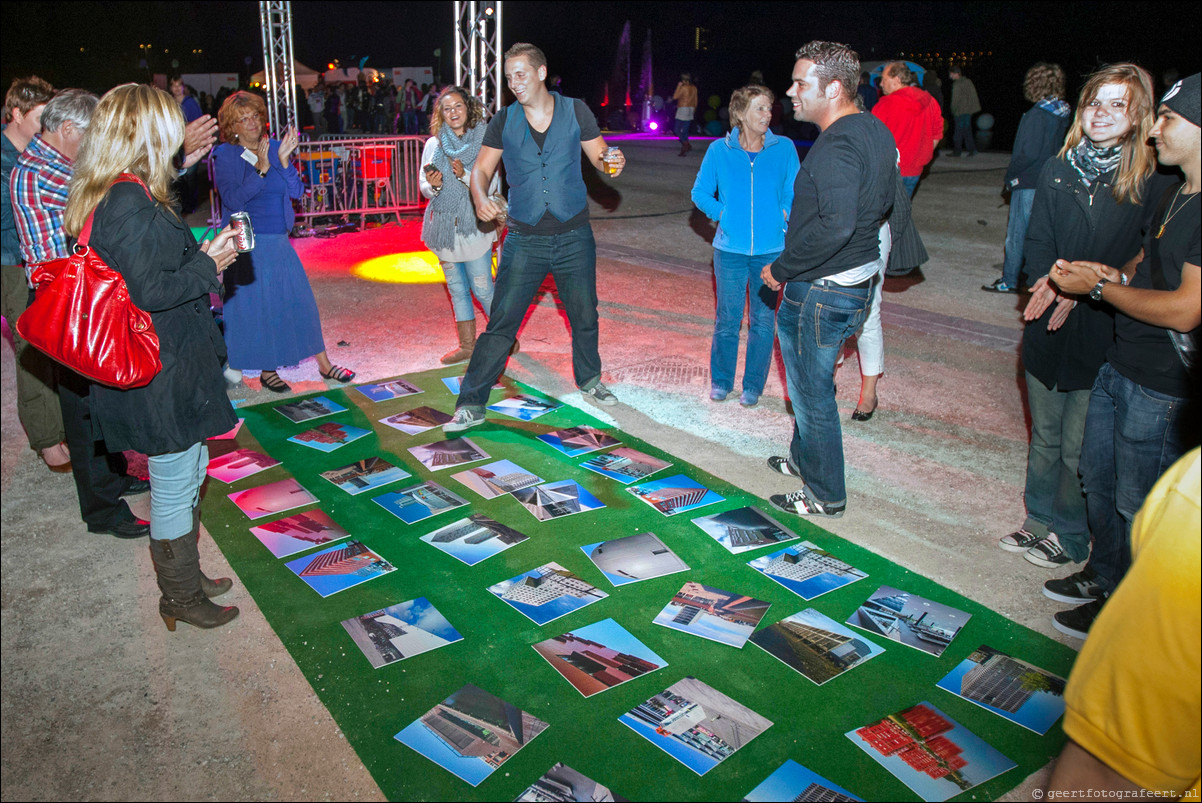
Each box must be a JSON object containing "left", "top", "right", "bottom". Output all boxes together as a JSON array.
[
  {"left": 1022, "top": 371, "right": 1091, "bottom": 559},
  {"left": 900, "top": 175, "right": 920, "bottom": 197},
  {"left": 1002, "top": 189, "right": 1036, "bottom": 288},
  {"left": 674, "top": 118, "right": 691, "bottom": 143},
  {"left": 1080, "top": 363, "right": 1191, "bottom": 589},
  {"left": 777, "top": 278, "right": 872, "bottom": 507},
  {"left": 711, "top": 249, "right": 781, "bottom": 395},
  {"left": 457, "top": 226, "right": 601, "bottom": 408},
  {"left": 403, "top": 110, "right": 418, "bottom": 135},
  {"left": 148, "top": 442, "right": 208, "bottom": 541},
  {"left": 953, "top": 114, "right": 976, "bottom": 155},
  {"left": 443, "top": 251, "right": 495, "bottom": 322}
]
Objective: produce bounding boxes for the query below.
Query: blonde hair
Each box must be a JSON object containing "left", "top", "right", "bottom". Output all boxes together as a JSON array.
[
  {"left": 1058, "top": 63, "right": 1156, "bottom": 205},
  {"left": 65, "top": 84, "right": 183, "bottom": 236},
  {"left": 729, "top": 85, "right": 774, "bottom": 132}
]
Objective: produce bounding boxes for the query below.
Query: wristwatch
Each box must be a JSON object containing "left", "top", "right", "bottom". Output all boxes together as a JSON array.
[{"left": 1089, "top": 278, "right": 1109, "bottom": 301}]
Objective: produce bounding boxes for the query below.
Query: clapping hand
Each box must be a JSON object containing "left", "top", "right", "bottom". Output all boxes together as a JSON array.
[
  {"left": 277, "top": 127, "right": 299, "bottom": 165},
  {"left": 255, "top": 139, "right": 271, "bottom": 173},
  {"left": 181, "top": 115, "right": 219, "bottom": 169}
]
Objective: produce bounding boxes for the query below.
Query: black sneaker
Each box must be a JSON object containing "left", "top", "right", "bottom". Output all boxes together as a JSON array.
[
  {"left": 766, "top": 456, "right": 804, "bottom": 480},
  {"left": 997, "top": 528, "right": 1045, "bottom": 553},
  {"left": 769, "top": 487, "right": 845, "bottom": 518},
  {"left": 120, "top": 477, "right": 151, "bottom": 497},
  {"left": 981, "top": 278, "right": 1018, "bottom": 294},
  {"left": 1024, "top": 533, "right": 1073, "bottom": 568},
  {"left": 1043, "top": 567, "right": 1105, "bottom": 604},
  {"left": 1052, "top": 596, "right": 1108, "bottom": 640}
]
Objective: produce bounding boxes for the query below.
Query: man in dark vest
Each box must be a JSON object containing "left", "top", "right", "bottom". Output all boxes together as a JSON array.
[{"left": 445, "top": 42, "right": 626, "bottom": 432}]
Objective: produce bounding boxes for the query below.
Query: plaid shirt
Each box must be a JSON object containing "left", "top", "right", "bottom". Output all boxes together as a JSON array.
[{"left": 10, "top": 134, "right": 72, "bottom": 265}]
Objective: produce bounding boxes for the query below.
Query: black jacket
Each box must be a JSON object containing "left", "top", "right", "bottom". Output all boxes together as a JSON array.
[
  {"left": 1021, "top": 158, "right": 1173, "bottom": 391},
  {"left": 88, "top": 181, "right": 237, "bottom": 455},
  {"left": 1005, "top": 105, "right": 1070, "bottom": 191}
]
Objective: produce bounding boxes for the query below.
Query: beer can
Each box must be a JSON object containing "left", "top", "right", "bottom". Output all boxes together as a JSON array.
[{"left": 230, "top": 211, "right": 255, "bottom": 253}]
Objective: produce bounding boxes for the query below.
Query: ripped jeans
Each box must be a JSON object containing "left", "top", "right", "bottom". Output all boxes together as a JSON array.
[{"left": 443, "top": 250, "right": 496, "bottom": 321}]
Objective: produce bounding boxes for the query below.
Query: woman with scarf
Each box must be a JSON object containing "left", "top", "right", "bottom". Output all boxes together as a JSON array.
[
  {"left": 995, "top": 63, "right": 1175, "bottom": 575},
  {"left": 983, "top": 63, "right": 1073, "bottom": 294},
  {"left": 419, "top": 87, "right": 500, "bottom": 364}
]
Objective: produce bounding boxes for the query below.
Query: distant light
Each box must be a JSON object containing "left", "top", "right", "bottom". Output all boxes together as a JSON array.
[{"left": 649, "top": 121, "right": 659, "bottom": 131}]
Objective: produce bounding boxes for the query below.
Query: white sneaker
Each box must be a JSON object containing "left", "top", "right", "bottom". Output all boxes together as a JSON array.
[{"left": 443, "top": 406, "right": 485, "bottom": 433}]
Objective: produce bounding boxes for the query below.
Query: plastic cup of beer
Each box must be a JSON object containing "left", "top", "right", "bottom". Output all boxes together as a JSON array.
[{"left": 604, "top": 146, "right": 621, "bottom": 175}]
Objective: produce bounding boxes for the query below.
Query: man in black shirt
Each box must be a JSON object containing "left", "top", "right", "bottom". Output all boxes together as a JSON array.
[
  {"left": 760, "top": 41, "right": 897, "bottom": 517},
  {"left": 1049, "top": 72, "right": 1201, "bottom": 639},
  {"left": 444, "top": 43, "right": 625, "bottom": 432}
]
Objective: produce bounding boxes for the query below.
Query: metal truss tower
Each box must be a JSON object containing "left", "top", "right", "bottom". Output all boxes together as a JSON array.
[
  {"left": 454, "top": 1, "right": 503, "bottom": 114},
  {"left": 259, "top": 1, "right": 298, "bottom": 134}
]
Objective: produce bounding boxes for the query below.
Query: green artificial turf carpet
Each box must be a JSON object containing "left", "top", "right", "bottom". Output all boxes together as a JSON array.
[{"left": 201, "top": 366, "right": 1076, "bottom": 802}]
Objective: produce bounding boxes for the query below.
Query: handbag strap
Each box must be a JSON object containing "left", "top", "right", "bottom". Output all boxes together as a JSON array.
[{"left": 77, "top": 173, "right": 151, "bottom": 248}]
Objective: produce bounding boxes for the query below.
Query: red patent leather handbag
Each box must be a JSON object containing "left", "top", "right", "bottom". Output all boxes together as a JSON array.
[{"left": 16, "top": 174, "right": 162, "bottom": 389}]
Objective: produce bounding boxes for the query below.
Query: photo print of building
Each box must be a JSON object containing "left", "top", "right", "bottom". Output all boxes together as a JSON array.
[
  {"left": 378, "top": 405, "right": 452, "bottom": 435},
  {"left": 936, "top": 645, "right": 1066, "bottom": 734},
  {"left": 580, "top": 447, "right": 671, "bottom": 484},
  {"left": 488, "top": 562, "right": 608, "bottom": 625},
  {"left": 533, "top": 618, "right": 666, "bottom": 698},
  {"left": 743, "top": 759, "right": 862, "bottom": 802},
  {"left": 692, "top": 506, "right": 800, "bottom": 554},
  {"left": 420, "top": 514, "right": 529, "bottom": 566},
  {"left": 849, "top": 586, "right": 971, "bottom": 657},
  {"left": 847, "top": 702, "right": 1016, "bottom": 802},
  {"left": 228, "top": 477, "right": 319, "bottom": 520},
  {"left": 284, "top": 540, "right": 396, "bottom": 597},
  {"left": 408, "top": 437, "right": 490, "bottom": 471},
  {"left": 206, "top": 447, "right": 279, "bottom": 483},
  {"left": 288, "top": 421, "right": 370, "bottom": 452},
  {"left": 626, "top": 474, "right": 724, "bottom": 517},
  {"left": 320, "top": 456, "right": 411, "bottom": 495},
  {"left": 341, "top": 597, "right": 463, "bottom": 668},
  {"left": 487, "top": 393, "right": 560, "bottom": 421},
  {"left": 652, "top": 582, "right": 770, "bottom": 648},
  {"left": 581, "top": 531, "right": 689, "bottom": 586},
  {"left": 619, "top": 676, "right": 772, "bottom": 776},
  {"left": 451, "top": 459, "right": 543, "bottom": 498},
  {"left": 273, "top": 395, "right": 347, "bottom": 423},
  {"left": 249, "top": 510, "right": 349, "bottom": 558},
  {"left": 374, "top": 481, "right": 469, "bottom": 525},
  {"left": 395, "top": 684, "right": 549, "bottom": 786},
  {"left": 515, "top": 763, "right": 628, "bottom": 802},
  {"left": 748, "top": 608, "right": 884, "bottom": 685},
  {"left": 536, "top": 426, "right": 620, "bottom": 457},
  {"left": 356, "top": 377, "right": 421, "bottom": 402},
  {"left": 512, "top": 480, "right": 605, "bottom": 522},
  {"left": 748, "top": 541, "right": 867, "bottom": 599}
]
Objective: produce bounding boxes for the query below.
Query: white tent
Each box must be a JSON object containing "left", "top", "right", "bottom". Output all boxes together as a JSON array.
[{"left": 251, "top": 59, "right": 321, "bottom": 90}]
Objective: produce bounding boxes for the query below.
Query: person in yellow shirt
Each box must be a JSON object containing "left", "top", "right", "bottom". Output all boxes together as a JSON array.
[{"left": 1047, "top": 447, "right": 1200, "bottom": 798}]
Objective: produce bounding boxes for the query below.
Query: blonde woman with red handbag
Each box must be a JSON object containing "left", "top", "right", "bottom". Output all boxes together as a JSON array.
[{"left": 63, "top": 83, "right": 242, "bottom": 631}]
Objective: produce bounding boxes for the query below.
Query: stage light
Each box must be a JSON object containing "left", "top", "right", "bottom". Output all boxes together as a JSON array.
[
  {"left": 352, "top": 252, "right": 446, "bottom": 284},
  {"left": 648, "top": 121, "right": 659, "bottom": 131}
]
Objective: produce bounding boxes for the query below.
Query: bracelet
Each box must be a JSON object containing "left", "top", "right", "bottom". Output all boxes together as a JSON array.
[
  {"left": 1120, "top": 272, "right": 1129, "bottom": 286},
  {"left": 257, "top": 167, "right": 268, "bottom": 178}
]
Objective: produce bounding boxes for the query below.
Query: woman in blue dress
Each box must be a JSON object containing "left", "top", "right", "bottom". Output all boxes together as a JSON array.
[{"left": 213, "top": 91, "right": 353, "bottom": 392}]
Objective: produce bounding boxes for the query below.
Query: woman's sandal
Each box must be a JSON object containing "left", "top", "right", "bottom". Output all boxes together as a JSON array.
[
  {"left": 321, "top": 365, "right": 356, "bottom": 383},
  {"left": 260, "top": 370, "right": 291, "bottom": 393}
]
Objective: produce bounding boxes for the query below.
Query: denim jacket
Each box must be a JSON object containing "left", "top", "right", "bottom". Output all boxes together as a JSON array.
[{"left": 691, "top": 127, "right": 799, "bottom": 256}]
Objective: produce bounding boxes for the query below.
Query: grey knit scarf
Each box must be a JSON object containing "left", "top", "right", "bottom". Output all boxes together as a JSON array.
[{"left": 421, "top": 123, "right": 490, "bottom": 251}]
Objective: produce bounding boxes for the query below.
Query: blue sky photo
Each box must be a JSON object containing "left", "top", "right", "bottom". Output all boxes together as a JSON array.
[
  {"left": 744, "top": 759, "right": 862, "bottom": 802},
  {"left": 936, "top": 653, "right": 1065, "bottom": 735},
  {"left": 748, "top": 543, "right": 867, "bottom": 600}
]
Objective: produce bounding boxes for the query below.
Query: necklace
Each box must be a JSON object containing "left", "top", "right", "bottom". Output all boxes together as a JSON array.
[{"left": 1158, "top": 185, "right": 1199, "bottom": 239}]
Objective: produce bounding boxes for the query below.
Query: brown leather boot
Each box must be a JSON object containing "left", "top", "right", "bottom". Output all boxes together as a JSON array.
[
  {"left": 440, "top": 319, "right": 476, "bottom": 365},
  {"left": 192, "top": 505, "right": 232, "bottom": 598},
  {"left": 149, "top": 534, "right": 239, "bottom": 631}
]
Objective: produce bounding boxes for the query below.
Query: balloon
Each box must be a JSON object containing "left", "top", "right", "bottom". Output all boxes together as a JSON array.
[
  {"left": 705, "top": 120, "right": 724, "bottom": 136},
  {"left": 708, "top": 94, "right": 721, "bottom": 109},
  {"left": 703, "top": 109, "right": 717, "bottom": 122},
  {"left": 718, "top": 106, "right": 729, "bottom": 120},
  {"left": 976, "top": 112, "right": 994, "bottom": 131}
]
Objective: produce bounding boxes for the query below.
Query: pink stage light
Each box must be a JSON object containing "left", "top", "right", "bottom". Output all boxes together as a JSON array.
[{"left": 648, "top": 121, "right": 659, "bottom": 131}]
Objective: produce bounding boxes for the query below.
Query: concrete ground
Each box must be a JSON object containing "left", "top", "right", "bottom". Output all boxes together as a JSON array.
[{"left": 1, "top": 137, "right": 1064, "bottom": 800}]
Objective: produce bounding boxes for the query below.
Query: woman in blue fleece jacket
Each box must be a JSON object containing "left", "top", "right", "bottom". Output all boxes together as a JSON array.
[{"left": 691, "top": 85, "right": 800, "bottom": 407}]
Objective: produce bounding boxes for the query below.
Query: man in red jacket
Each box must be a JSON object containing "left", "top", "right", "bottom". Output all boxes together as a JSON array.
[{"left": 872, "top": 62, "right": 943, "bottom": 196}]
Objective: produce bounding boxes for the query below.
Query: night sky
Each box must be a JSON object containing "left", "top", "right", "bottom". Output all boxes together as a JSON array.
[{"left": 3, "top": 1, "right": 1199, "bottom": 144}]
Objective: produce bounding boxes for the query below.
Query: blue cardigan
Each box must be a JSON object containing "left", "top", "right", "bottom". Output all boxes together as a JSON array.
[
  {"left": 213, "top": 141, "right": 303, "bottom": 233},
  {"left": 690, "top": 127, "right": 800, "bottom": 256}
]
